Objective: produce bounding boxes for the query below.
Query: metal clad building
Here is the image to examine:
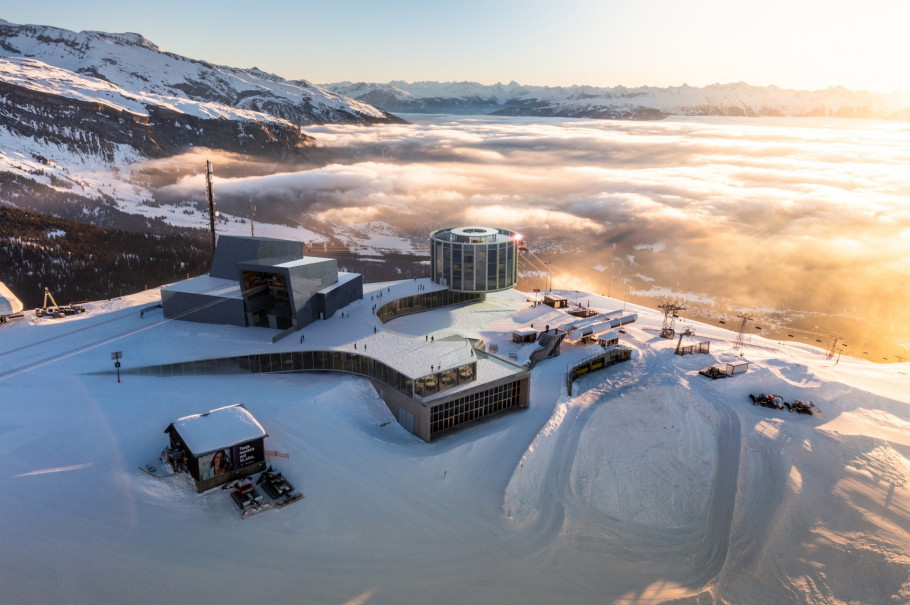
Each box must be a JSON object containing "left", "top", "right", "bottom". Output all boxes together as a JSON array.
[
  {"left": 161, "top": 235, "right": 363, "bottom": 330},
  {"left": 430, "top": 226, "right": 519, "bottom": 292}
]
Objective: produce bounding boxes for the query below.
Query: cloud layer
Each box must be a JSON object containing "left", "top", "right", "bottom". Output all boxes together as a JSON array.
[{"left": 152, "top": 115, "right": 910, "bottom": 357}]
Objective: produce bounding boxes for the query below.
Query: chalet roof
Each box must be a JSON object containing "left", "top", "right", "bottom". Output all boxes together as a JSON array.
[{"left": 166, "top": 404, "right": 267, "bottom": 455}]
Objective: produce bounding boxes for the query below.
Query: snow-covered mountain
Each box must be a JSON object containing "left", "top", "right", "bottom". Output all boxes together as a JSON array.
[
  {"left": 0, "top": 20, "right": 403, "bottom": 162},
  {"left": 0, "top": 20, "right": 409, "bottom": 232},
  {"left": 325, "top": 80, "right": 910, "bottom": 120}
]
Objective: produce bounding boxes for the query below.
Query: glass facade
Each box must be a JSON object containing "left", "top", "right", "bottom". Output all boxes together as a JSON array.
[
  {"left": 376, "top": 290, "right": 483, "bottom": 323},
  {"left": 122, "top": 348, "right": 529, "bottom": 442},
  {"left": 430, "top": 227, "right": 519, "bottom": 293},
  {"left": 429, "top": 379, "right": 523, "bottom": 437},
  {"left": 124, "top": 350, "right": 481, "bottom": 401}
]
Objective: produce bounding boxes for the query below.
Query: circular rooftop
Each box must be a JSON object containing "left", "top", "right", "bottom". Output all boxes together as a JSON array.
[
  {"left": 430, "top": 226, "right": 519, "bottom": 293},
  {"left": 450, "top": 226, "right": 499, "bottom": 240}
]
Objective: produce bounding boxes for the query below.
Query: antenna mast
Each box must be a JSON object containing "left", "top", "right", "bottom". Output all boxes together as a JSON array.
[
  {"left": 249, "top": 196, "right": 255, "bottom": 237},
  {"left": 205, "top": 160, "right": 216, "bottom": 252}
]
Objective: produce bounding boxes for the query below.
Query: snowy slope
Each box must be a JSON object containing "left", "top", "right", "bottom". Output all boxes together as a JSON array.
[
  {"left": 326, "top": 80, "right": 910, "bottom": 120},
  {"left": 0, "top": 281, "right": 907, "bottom": 604},
  {"left": 0, "top": 20, "right": 402, "bottom": 126}
]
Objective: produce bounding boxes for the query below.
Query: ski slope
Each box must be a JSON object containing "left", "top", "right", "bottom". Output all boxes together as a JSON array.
[{"left": 0, "top": 282, "right": 907, "bottom": 604}]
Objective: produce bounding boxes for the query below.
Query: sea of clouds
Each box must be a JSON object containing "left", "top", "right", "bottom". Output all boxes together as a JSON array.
[{"left": 155, "top": 115, "right": 910, "bottom": 358}]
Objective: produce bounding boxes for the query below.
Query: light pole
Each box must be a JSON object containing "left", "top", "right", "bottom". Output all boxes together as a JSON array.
[{"left": 545, "top": 262, "right": 551, "bottom": 293}]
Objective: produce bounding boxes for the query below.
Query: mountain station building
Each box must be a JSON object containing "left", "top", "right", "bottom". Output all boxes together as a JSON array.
[{"left": 161, "top": 235, "right": 362, "bottom": 330}]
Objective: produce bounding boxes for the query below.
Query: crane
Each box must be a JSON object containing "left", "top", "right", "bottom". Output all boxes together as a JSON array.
[{"left": 35, "top": 287, "right": 86, "bottom": 319}]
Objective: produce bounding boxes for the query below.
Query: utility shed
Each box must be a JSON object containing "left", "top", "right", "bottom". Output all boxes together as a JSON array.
[
  {"left": 726, "top": 360, "right": 749, "bottom": 375},
  {"left": 543, "top": 294, "right": 568, "bottom": 309},
  {"left": 512, "top": 327, "right": 538, "bottom": 343},
  {"left": 0, "top": 282, "right": 24, "bottom": 323},
  {"left": 164, "top": 404, "right": 268, "bottom": 492},
  {"left": 597, "top": 331, "right": 620, "bottom": 347}
]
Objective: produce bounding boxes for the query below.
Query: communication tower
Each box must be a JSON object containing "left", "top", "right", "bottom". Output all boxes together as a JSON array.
[
  {"left": 733, "top": 312, "right": 753, "bottom": 354},
  {"left": 658, "top": 300, "right": 685, "bottom": 339},
  {"left": 205, "top": 160, "right": 216, "bottom": 252}
]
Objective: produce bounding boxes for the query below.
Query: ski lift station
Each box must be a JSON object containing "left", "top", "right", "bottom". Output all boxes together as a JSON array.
[
  {"left": 0, "top": 281, "right": 24, "bottom": 323},
  {"left": 161, "top": 236, "right": 362, "bottom": 330},
  {"left": 149, "top": 229, "right": 537, "bottom": 442}
]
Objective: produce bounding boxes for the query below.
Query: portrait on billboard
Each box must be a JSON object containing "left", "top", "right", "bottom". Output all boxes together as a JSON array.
[{"left": 200, "top": 449, "right": 233, "bottom": 480}]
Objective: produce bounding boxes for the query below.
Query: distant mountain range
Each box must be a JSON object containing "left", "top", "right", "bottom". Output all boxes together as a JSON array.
[
  {"left": 0, "top": 19, "right": 409, "bottom": 235},
  {"left": 325, "top": 80, "right": 910, "bottom": 121}
]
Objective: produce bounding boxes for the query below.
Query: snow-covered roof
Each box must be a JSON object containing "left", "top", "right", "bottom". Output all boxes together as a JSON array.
[
  {"left": 257, "top": 256, "right": 332, "bottom": 269},
  {"left": 318, "top": 272, "right": 360, "bottom": 294},
  {"left": 167, "top": 404, "right": 267, "bottom": 455},
  {"left": 512, "top": 327, "right": 537, "bottom": 336},
  {"left": 0, "top": 281, "right": 24, "bottom": 315},
  {"left": 160, "top": 275, "right": 243, "bottom": 298}
]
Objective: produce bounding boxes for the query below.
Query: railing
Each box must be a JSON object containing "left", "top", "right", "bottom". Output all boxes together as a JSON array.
[
  {"left": 529, "top": 330, "right": 566, "bottom": 367},
  {"left": 565, "top": 346, "right": 632, "bottom": 396}
]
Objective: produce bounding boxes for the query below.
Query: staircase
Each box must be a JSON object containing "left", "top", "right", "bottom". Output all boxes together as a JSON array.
[{"left": 529, "top": 330, "right": 566, "bottom": 367}]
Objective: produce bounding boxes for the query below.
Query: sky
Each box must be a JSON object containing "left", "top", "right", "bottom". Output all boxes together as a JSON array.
[{"left": 3, "top": 0, "right": 910, "bottom": 92}]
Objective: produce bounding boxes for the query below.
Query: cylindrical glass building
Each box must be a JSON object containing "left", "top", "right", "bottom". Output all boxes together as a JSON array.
[{"left": 430, "top": 226, "right": 520, "bottom": 292}]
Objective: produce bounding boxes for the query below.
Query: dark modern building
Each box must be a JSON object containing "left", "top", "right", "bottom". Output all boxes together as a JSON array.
[
  {"left": 161, "top": 235, "right": 363, "bottom": 330},
  {"left": 430, "top": 226, "right": 520, "bottom": 292}
]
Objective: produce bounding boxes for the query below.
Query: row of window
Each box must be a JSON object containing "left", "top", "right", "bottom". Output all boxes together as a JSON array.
[
  {"left": 238, "top": 351, "right": 416, "bottom": 395},
  {"left": 376, "top": 290, "right": 482, "bottom": 323},
  {"left": 429, "top": 380, "right": 522, "bottom": 435},
  {"left": 567, "top": 347, "right": 632, "bottom": 382},
  {"left": 126, "top": 351, "right": 478, "bottom": 400},
  {"left": 415, "top": 363, "right": 477, "bottom": 397},
  {"left": 431, "top": 241, "right": 517, "bottom": 292}
]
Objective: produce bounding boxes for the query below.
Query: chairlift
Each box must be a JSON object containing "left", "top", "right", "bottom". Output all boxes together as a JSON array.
[
  {"left": 755, "top": 326, "right": 762, "bottom": 330},
  {"left": 787, "top": 333, "right": 794, "bottom": 337},
  {"left": 718, "top": 320, "right": 726, "bottom": 324}
]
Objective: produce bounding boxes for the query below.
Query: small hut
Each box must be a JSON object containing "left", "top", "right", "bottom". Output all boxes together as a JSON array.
[
  {"left": 543, "top": 294, "right": 568, "bottom": 309},
  {"left": 597, "top": 331, "right": 620, "bottom": 348},
  {"left": 512, "top": 327, "right": 538, "bottom": 344},
  {"left": 164, "top": 404, "right": 268, "bottom": 492},
  {"left": 725, "top": 360, "right": 749, "bottom": 375}
]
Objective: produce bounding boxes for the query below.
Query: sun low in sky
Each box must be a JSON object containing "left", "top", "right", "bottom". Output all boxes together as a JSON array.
[{"left": 3, "top": 0, "right": 908, "bottom": 93}]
